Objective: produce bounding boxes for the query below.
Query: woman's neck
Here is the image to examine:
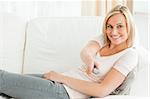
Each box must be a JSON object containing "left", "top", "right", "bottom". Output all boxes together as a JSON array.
[{"left": 109, "top": 42, "right": 128, "bottom": 52}]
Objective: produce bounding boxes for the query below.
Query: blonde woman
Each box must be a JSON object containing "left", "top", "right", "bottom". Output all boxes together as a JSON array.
[{"left": 0, "top": 5, "right": 138, "bottom": 99}]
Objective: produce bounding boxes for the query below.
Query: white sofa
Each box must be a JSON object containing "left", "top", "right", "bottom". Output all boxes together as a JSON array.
[{"left": 0, "top": 14, "right": 149, "bottom": 98}]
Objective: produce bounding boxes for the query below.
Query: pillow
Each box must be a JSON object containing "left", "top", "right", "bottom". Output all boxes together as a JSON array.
[{"left": 130, "top": 46, "right": 150, "bottom": 96}]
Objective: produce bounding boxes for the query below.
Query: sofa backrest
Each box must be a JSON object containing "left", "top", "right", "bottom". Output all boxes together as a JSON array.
[
  {"left": 0, "top": 13, "right": 26, "bottom": 73},
  {"left": 23, "top": 17, "right": 103, "bottom": 74}
]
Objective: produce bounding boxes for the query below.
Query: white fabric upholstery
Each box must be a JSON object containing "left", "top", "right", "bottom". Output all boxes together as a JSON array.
[
  {"left": 0, "top": 13, "right": 26, "bottom": 73},
  {"left": 130, "top": 46, "right": 150, "bottom": 96},
  {"left": 23, "top": 17, "right": 103, "bottom": 74}
]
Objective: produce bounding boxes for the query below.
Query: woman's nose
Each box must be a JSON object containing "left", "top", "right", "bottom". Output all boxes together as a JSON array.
[{"left": 111, "top": 28, "right": 118, "bottom": 35}]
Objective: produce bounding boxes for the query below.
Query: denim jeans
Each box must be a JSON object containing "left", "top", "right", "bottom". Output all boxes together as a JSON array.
[{"left": 0, "top": 70, "right": 69, "bottom": 99}]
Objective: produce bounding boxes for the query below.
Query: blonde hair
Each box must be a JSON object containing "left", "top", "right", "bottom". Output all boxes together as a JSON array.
[{"left": 102, "top": 5, "right": 135, "bottom": 48}]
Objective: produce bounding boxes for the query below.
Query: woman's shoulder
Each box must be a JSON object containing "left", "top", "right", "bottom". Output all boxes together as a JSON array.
[
  {"left": 113, "top": 47, "right": 138, "bottom": 76},
  {"left": 119, "top": 47, "right": 138, "bottom": 62},
  {"left": 124, "top": 48, "right": 138, "bottom": 56}
]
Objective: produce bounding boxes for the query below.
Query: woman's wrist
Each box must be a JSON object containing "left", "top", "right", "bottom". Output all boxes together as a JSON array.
[{"left": 60, "top": 75, "right": 68, "bottom": 84}]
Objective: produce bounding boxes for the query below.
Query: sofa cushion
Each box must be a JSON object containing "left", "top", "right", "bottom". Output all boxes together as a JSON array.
[{"left": 23, "top": 17, "right": 103, "bottom": 74}]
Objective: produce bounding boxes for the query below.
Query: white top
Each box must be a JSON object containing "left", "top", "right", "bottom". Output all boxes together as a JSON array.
[{"left": 63, "top": 35, "right": 138, "bottom": 99}]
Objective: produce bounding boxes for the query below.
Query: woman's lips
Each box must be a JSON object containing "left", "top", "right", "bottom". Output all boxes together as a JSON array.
[{"left": 111, "top": 35, "right": 121, "bottom": 40}]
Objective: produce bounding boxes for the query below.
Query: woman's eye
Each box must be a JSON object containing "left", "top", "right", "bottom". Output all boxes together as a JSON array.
[
  {"left": 117, "top": 25, "right": 123, "bottom": 29},
  {"left": 106, "top": 25, "right": 112, "bottom": 29}
]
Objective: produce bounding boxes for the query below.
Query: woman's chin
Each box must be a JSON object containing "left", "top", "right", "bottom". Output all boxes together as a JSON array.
[{"left": 111, "top": 41, "right": 124, "bottom": 46}]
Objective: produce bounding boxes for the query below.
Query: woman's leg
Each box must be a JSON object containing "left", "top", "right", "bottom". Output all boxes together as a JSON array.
[
  {"left": 0, "top": 70, "right": 69, "bottom": 99},
  {"left": 26, "top": 74, "right": 44, "bottom": 78}
]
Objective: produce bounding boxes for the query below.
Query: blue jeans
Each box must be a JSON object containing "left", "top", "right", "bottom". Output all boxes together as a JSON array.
[{"left": 0, "top": 70, "right": 69, "bottom": 99}]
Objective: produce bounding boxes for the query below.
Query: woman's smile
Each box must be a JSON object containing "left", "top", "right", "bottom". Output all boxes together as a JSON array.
[{"left": 106, "top": 13, "right": 128, "bottom": 46}]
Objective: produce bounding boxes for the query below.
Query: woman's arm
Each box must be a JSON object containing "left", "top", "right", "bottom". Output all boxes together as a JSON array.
[
  {"left": 44, "top": 68, "right": 126, "bottom": 98},
  {"left": 80, "top": 41, "right": 101, "bottom": 74}
]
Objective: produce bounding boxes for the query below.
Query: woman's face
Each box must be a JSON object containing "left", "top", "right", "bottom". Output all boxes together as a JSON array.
[{"left": 106, "top": 13, "right": 128, "bottom": 46}]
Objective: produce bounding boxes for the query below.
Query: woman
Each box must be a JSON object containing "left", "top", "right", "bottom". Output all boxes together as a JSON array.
[{"left": 0, "top": 5, "right": 138, "bottom": 99}]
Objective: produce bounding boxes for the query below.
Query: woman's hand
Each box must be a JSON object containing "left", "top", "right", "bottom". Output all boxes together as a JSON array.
[
  {"left": 86, "top": 60, "right": 101, "bottom": 74},
  {"left": 43, "top": 71, "right": 64, "bottom": 83},
  {"left": 81, "top": 51, "right": 101, "bottom": 74}
]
